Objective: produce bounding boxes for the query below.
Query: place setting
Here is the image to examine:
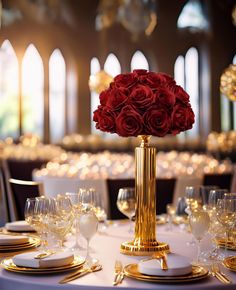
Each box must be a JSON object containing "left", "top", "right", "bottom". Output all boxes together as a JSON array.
[{"left": 1, "top": 191, "right": 103, "bottom": 282}]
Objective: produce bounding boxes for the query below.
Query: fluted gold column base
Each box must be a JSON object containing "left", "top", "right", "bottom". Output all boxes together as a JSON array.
[{"left": 120, "top": 241, "right": 169, "bottom": 256}]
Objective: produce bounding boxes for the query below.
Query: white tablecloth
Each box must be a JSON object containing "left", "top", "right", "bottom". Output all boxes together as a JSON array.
[{"left": 0, "top": 223, "right": 235, "bottom": 290}]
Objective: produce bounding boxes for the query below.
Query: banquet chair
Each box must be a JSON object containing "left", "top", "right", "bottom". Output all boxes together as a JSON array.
[
  {"left": 203, "top": 173, "right": 233, "bottom": 191},
  {"left": 2, "top": 158, "right": 48, "bottom": 181},
  {"left": 106, "top": 178, "right": 176, "bottom": 219},
  {"left": 106, "top": 179, "right": 135, "bottom": 220},
  {"left": 0, "top": 167, "right": 10, "bottom": 225},
  {"left": 7, "top": 178, "right": 44, "bottom": 221}
]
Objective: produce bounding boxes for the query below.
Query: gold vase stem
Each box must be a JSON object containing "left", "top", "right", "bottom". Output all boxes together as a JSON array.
[{"left": 120, "top": 135, "right": 169, "bottom": 255}]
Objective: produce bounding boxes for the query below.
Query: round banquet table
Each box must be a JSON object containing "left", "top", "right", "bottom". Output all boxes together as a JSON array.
[{"left": 0, "top": 222, "right": 235, "bottom": 290}]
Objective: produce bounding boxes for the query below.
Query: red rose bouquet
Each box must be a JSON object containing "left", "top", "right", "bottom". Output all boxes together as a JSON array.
[{"left": 93, "top": 69, "right": 195, "bottom": 137}]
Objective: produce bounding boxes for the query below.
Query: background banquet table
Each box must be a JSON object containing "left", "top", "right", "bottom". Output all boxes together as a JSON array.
[{"left": 0, "top": 223, "right": 235, "bottom": 290}]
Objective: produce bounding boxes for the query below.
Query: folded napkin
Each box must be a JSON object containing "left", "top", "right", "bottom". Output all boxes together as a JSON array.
[
  {"left": 138, "top": 253, "right": 192, "bottom": 276},
  {"left": 13, "top": 251, "right": 74, "bottom": 268},
  {"left": 5, "top": 221, "right": 34, "bottom": 232},
  {"left": 0, "top": 234, "right": 29, "bottom": 245}
]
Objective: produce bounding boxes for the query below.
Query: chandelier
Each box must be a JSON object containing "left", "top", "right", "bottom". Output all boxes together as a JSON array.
[
  {"left": 89, "top": 70, "right": 113, "bottom": 94},
  {"left": 220, "top": 64, "right": 236, "bottom": 102},
  {"left": 95, "top": 0, "right": 157, "bottom": 38}
]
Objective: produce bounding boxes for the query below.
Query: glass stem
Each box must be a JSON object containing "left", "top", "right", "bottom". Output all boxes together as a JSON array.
[
  {"left": 225, "top": 229, "right": 230, "bottom": 257},
  {"left": 85, "top": 239, "right": 90, "bottom": 261},
  {"left": 197, "top": 239, "right": 201, "bottom": 264}
]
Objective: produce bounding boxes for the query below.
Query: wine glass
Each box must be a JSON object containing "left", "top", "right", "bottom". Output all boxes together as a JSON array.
[
  {"left": 46, "top": 196, "right": 74, "bottom": 249},
  {"left": 116, "top": 187, "right": 136, "bottom": 233},
  {"left": 79, "top": 188, "right": 95, "bottom": 211},
  {"left": 216, "top": 198, "right": 236, "bottom": 257},
  {"left": 66, "top": 192, "right": 83, "bottom": 252},
  {"left": 78, "top": 209, "right": 98, "bottom": 264},
  {"left": 200, "top": 185, "right": 218, "bottom": 210},
  {"left": 206, "top": 189, "right": 228, "bottom": 261},
  {"left": 166, "top": 203, "right": 176, "bottom": 231},
  {"left": 189, "top": 210, "right": 210, "bottom": 265},
  {"left": 93, "top": 190, "right": 108, "bottom": 231},
  {"left": 185, "top": 186, "right": 202, "bottom": 245},
  {"left": 25, "top": 197, "right": 47, "bottom": 250}
]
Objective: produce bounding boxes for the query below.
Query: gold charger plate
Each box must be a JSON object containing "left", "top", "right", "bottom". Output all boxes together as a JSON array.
[
  {"left": 223, "top": 256, "right": 236, "bottom": 271},
  {"left": 216, "top": 238, "right": 236, "bottom": 251},
  {"left": 123, "top": 264, "right": 209, "bottom": 283},
  {"left": 0, "top": 236, "right": 40, "bottom": 252},
  {"left": 1, "top": 256, "right": 85, "bottom": 274}
]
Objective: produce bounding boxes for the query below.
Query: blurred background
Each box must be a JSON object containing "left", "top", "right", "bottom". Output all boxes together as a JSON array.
[{"left": 0, "top": 0, "right": 235, "bottom": 155}]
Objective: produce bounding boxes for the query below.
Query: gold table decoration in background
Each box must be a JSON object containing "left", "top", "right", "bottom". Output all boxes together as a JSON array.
[{"left": 120, "top": 135, "right": 169, "bottom": 255}]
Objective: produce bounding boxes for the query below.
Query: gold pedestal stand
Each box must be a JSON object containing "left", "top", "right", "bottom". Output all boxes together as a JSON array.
[{"left": 120, "top": 135, "right": 169, "bottom": 256}]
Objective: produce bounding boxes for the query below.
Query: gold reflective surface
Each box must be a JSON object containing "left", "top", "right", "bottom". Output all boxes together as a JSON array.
[
  {"left": 124, "top": 263, "right": 209, "bottom": 283},
  {"left": 223, "top": 256, "right": 236, "bottom": 271},
  {"left": 0, "top": 236, "right": 40, "bottom": 252},
  {"left": 1, "top": 256, "right": 85, "bottom": 274}
]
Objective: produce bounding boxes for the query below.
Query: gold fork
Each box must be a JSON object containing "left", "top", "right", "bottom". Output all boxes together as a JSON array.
[
  {"left": 113, "top": 260, "right": 123, "bottom": 286},
  {"left": 212, "top": 263, "right": 232, "bottom": 284}
]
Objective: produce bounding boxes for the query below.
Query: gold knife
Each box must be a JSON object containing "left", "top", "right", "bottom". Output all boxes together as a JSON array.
[{"left": 59, "top": 264, "right": 102, "bottom": 284}]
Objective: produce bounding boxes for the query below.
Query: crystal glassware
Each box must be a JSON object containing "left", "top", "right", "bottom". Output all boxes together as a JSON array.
[
  {"left": 189, "top": 210, "right": 210, "bottom": 265},
  {"left": 78, "top": 209, "right": 98, "bottom": 263},
  {"left": 116, "top": 187, "right": 136, "bottom": 233}
]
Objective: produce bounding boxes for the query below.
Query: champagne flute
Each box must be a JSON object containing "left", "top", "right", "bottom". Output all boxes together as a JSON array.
[
  {"left": 189, "top": 210, "right": 210, "bottom": 265},
  {"left": 185, "top": 186, "right": 202, "bottom": 245},
  {"left": 207, "top": 189, "right": 228, "bottom": 261},
  {"left": 216, "top": 198, "right": 236, "bottom": 256},
  {"left": 79, "top": 188, "right": 95, "bottom": 211},
  {"left": 66, "top": 192, "right": 83, "bottom": 252},
  {"left": 116, "top": 187, "right": 136, "bottom": 233},
  {"left": 93, "top": 190, "right": 108, "bottom": 231},
  {"left": 78, "top": 210, "right": 98, "bottom": 264}
]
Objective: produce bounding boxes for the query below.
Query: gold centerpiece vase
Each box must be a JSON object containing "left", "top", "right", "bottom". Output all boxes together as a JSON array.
[{"left": 120, "top": 135, "right": 169, "bottom": 255}]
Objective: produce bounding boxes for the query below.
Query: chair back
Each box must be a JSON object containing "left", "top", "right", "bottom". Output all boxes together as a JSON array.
[
  {"left": 106, "top": 178, "right": 176, "bottom": 219},
  {"left": 8, "top": 178, "right": 44, "bottom": 221},
  {"left": 3, "top": 158, "right": 47, "bottom": 181},
  {"left": 106, "top": 179, "right": 135, "bottom": 220},
  {"left": 203, "top": 173, "right": 233, "bottom": 191},
  {"left": 156, "top": 178, "right": 176, "bottom": 214},
  {"left": 0, "top": 166, "right": 9, "bottom": 225}
]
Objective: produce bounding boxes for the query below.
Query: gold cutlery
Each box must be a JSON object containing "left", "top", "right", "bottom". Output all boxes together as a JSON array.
[
  {"left": 211, "top": 263, "right": 232, "bottom": 284},
  {"left": 34, "top": 250, "right": 56, "bottom": 259},
  {"left": 59, "top": 263, "right": 102, "bottom": 284},
  {"left": 113, "top": 260, "right": 124, "bottom": 286}
]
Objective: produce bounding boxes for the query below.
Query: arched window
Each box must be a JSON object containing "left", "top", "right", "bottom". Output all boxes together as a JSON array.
[
  {"left": 90, "top": 57, "right": 101, "bottom": 134},
  {"left": 174, "top": 47, "right": 199, "bottom": 139},
  {"left": 104, "top": 53, "right": 121, "bottom": 77},
  {"left": 49, "top": 49, "right": 66, "bottom": 143},
  {"left": 131, "top": 50, "right": 149, "bottom": 71},
  {"left": 22, "top": 44, "right": 44, "bottom": 139},
  {"left": 0, "top": 40, "right": 19, "bottom": 139},
  {"left": 185, "top": 47, "right": 199, "bottom": 138}
]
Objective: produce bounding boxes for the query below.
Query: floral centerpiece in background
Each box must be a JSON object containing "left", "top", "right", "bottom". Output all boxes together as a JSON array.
[
  {"left": 93, "top": 69, "right": 194, "bottom": 137},
  {"left": 93, "top": 69, "right": 195, "bottom": 256}
]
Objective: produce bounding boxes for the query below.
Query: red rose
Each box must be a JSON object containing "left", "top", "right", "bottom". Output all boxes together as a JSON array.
[
  {"left": 139, "top": 72, "right": 176, "bottom": 89},
  {"left": 129, "top": 85, "right": 155, "bottom": 110},
  {"left": 99, "top": 89, "right": 109, "bottom": 106},
  {"left": 155, "top": 87, "right": 176, "bottom": 110},
  {"left": 133, "top": 69, "right": 148, "bottom": 76},
  {"left": 93, "top": 106, "right": 116, "bottom": 133},
  {"left": 115, "top": 105, "right": 144, "bottom": 137},
  {"left": 113, "top": 72, "right": 138, "bottom": 89},
  {"left": 171, "top": 85, "right": 190, "bottom": 104},
  {"left": 144, "top": 107, "right": 171, "bottom": 137},
  {"left": 106, "top": 87, "right": 128, "bottom": 110},
  {"left": 171, "top": 104, "right": 195, "bottom": 134}
]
